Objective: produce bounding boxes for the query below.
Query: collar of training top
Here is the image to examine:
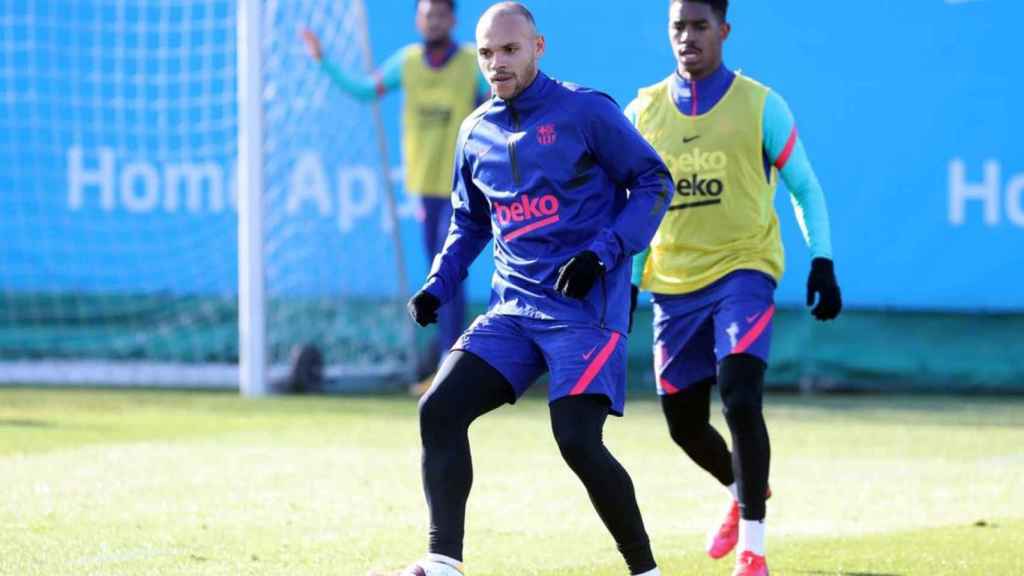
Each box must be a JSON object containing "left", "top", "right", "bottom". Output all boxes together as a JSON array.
[
  {"left": 492, "top": 70, "right": 551, "bottom": 111},
  {"left": 671, "top": 62, "right": 736, "bottom": 116}
]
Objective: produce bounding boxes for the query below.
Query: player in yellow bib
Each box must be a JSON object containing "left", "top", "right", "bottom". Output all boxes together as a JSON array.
[
  {"left": 626, "top": 2, "right": 843, "bottom": 575},
  {"left": 302, "top": 0, "right": 489, "bottom": 382}
]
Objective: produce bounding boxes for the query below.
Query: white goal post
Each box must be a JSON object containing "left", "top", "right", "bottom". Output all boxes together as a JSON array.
[{"left": 0, "top": 0, "right": 416, "bottom": 393}]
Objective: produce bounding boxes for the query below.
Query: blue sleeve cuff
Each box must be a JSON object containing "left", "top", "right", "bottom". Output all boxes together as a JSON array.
[
  {"left": 587, "top": 231, "right": 624, "bottom": 273},
  {"left": 422, "top": 276, "right": 448, "bottom": 306}
]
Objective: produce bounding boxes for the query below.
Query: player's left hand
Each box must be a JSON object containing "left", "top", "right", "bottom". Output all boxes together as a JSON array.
[
  {"left": 806, "top": 257, "right": 842, "bottom": 321},
  {"left": 555, "top": 250, "right": 604, "bottom": 300}
]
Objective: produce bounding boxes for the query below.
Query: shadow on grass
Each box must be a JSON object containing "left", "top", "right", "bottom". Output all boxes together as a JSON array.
[
  {"left": 0, "top": 418, "right": 53, "bottom": 428},
  {"left": 767, "top": 393, "right": 1024, "bottom": 428},
  {"left": 622, "top": 390, "right": 1024, "bottom": 428},
  {"left": 792, "top": 572, "right": 902, "bottom": 576}
]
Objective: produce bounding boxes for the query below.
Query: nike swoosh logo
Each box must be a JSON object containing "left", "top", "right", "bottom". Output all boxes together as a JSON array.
[
  {"left": 683, "top": 135, "right": 700, "bottom": 143},
  {"left": 746, "top": 314, "right": 760, "bottom": 324},
  {"left": 582, "top": 345, "right": 599, "bottom": 361}
]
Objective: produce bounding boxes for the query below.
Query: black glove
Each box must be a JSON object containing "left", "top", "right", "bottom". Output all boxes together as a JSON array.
[
  {"left": 629, "top": 284, "right": 639, "bottom": 333},
  {"left": 806, "top": 257, "right": 842, "bottom": 321},
  {"left": 555, "top": 250, "right": 604, "bottom": 300},
  {"left": 407, "top": 290, "right": 441, "bottom": 326}
]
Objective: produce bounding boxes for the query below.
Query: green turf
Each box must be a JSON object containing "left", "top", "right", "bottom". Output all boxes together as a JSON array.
[{"left": 1, "top": 389, "right": 1022, "bottom": 575}]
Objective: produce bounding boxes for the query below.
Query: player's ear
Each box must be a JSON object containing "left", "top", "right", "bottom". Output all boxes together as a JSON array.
[
  {"left": 719, "top": 21, "right": 731, "bottom": 42},
  {"left": 535, "top": 34, "right": 546, "bottom": 58}
]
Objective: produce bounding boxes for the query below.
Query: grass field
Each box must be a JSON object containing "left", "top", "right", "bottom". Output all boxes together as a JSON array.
[{"left": 1, "top": 388, "right": 1022, "bottom": 576}]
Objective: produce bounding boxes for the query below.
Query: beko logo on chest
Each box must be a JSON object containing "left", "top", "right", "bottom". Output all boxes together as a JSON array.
[
  {"left": 677, "top": 148, "right": 727, "bottom": 172},
  {"left": 494, "top": 194, "right": 560, "bottom": 224},
  {"left": 676, "top": 175, "right": 723, "bottom": 197},
  {"left": 494, "top": 194, "right": 562, "bottom": 241},
  {"left": 667, "top": 148, "right": 729, "bottom": 210}
]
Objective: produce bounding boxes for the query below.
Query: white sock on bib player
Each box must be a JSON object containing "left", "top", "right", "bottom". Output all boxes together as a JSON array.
[{"left": 738, "top": 519, "right": 765, "bottom": 555}]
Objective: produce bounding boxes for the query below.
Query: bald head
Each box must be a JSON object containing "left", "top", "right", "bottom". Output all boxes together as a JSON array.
[
  {"left": 476, "top": 2, "right": 537, "bottom": 39},
  {"left": 475, "top": 2, "right": 545, "bottom": 100}
]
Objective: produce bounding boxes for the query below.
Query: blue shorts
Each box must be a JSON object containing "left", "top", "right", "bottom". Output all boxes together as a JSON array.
[
  {"left": 452, "top": 313, "right": 628, "bottom": 416},
  {"left": 651, "top": 270, "right": 776, "bottom": 396}
]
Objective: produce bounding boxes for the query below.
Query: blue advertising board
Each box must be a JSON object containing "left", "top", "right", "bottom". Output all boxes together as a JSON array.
[{"left": 1, "top": 0, "right": 1020, "bottom": 310}]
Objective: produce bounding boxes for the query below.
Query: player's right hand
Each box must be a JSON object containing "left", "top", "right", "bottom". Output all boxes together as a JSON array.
[
  {"left": 555, "top": 250, "right": 604, "bottom": 300},
  {"left": 407, "top": 290, "right": 441, "bottom": 327},
  {"left": 300, "top": 28, "right": 323, "bottom": 62}
]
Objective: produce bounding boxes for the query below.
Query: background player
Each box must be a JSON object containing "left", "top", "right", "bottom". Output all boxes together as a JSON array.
[
  {"left": 302, "top": 0, "right": 489, "bottom": 385},
  {"left": 388, "top": 3, "right": 674, "bottom": 575},
  {"left": 627, "top": 1, "right": 843, "bottom": 574}
]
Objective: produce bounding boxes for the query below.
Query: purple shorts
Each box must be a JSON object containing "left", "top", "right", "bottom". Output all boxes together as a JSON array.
[
  {"left": 452, "top": 313, "right": 628, "bottom": 415},
  {"left": 651, "top": 270, "right": 776, "bottom": 396}
]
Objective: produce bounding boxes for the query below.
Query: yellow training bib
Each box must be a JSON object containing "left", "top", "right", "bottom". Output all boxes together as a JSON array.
[
  {"left": 633, "top": 73, "right": 784, "bottom": 294},
  {"left": 400, "top": 44, "right": 479, "bottom": 197}
]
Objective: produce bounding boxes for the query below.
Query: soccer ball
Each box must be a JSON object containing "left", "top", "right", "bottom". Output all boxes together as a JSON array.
[{"left": 368, "top": 560, "right": 464, "bottom": 576}]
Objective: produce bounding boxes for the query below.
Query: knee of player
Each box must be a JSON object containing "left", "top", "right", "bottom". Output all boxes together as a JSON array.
[
  {"left": 661, "top": 380, "right": 714, "bottom": 445},
  {"left": 718, "top": 353, "right": 766, "bottom": 416},
  {"left": 721, "top": 395, "right": 763, "bottom": 424},
  {"left": 552, "top": 423, "right": 601, "bottom": 465},
  {"left": 666, "top": 418, "right": 705, "bottom": 447},
  {"left": 418, "top": 385, "right": 450, "bottom": 432}
]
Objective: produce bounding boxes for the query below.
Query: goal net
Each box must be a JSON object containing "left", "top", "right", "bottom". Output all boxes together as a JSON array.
[{"left": 0, "top": 0, "right": 415, "bottom": 391}]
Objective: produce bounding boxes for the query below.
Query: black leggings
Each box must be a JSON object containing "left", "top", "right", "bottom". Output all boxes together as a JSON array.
[
  {"left": 550, "top": 395, "right": 655, "bottom": 575},
  {"left": 660, "top": 353, "right": 770, "bottom": 520},
  {"left": 661, "top": 376, "right": 735, "bottom": 486},
  {"left": 419, "top": 350, "right": 655, "bottom": 574},
  {"left": 418, "top": 351, "right": 513, "bottom": 561}
]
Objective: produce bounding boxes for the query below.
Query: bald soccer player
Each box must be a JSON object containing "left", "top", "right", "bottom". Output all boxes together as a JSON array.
[{"left": 377, "top": 3, "right": 674, "bottom": 575}]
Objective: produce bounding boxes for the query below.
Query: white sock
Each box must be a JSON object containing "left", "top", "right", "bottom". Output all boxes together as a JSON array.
[
  {"left": 738, "top": 519, "right": 765, "bottom": 555},
  {"left": 726, "top": 482, "right": 739, "bottom": 501},
  {"left": 633, "top": 568, "right": 661, "bottom": 576},
  {"left": 426, "top": 553, "right": 464, "bottom": 571}
]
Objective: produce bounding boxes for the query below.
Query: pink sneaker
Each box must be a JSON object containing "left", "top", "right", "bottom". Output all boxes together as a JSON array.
[
  {"left": 731, "top": 550, "right": 768, "bottom": 576},
  {"left": 706, "top": 487, "right": 772, "bottom": 560},
  {"left": 706, "top": 498, "right": 740, "bottom": 559}
]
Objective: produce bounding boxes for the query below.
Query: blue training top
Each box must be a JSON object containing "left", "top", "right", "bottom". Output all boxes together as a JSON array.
[{"left": 422, "top": 72, "right": 673, "bottom": 334}]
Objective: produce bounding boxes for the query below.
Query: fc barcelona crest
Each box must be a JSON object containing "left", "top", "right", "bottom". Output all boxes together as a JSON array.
[{"left": 536, "top": 123, "right": 557, "bottom": 145}]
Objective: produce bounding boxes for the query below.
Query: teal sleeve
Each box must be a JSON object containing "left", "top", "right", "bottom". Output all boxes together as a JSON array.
[
  {"left": 624, "top": 96, "right": 651, "bottom": 286},
  {"left": 319, "top": 47, "right": 405, "bottom": 102},
  {"left": 763, "top": 90, "right": 833, "bottom": 259}
]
